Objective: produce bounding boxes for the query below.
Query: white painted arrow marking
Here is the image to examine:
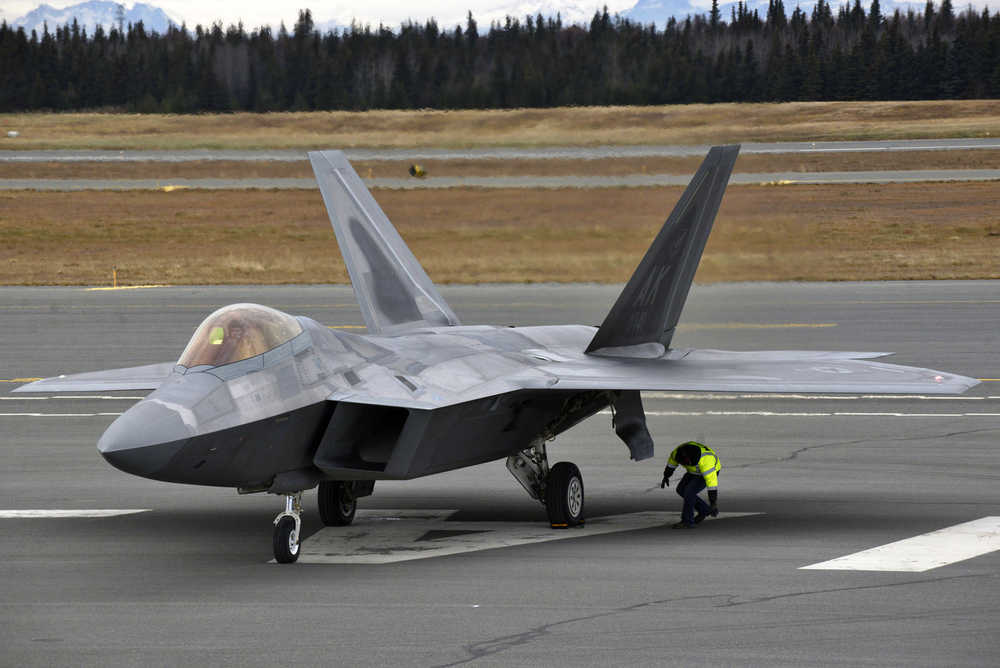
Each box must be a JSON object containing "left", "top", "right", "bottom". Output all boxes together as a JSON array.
[
  {"left": 295, "top": 510, "right": 763, "bottom": 564},
  {"left": 801, "top": 517, "right": 1000, "bottom": 572},
  {"left": 0, "top": 509, "right": 150, "bottom": 518}
]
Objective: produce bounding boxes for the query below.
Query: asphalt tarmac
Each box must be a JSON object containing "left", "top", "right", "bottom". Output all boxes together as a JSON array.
[
  {"left": 1, "top": 283, "right": 998, "bottom": 667},
  {"left": 3, "top": 168, "right": 999, "bottom": 190},
  {"left": 2, "top": 137, "right": 1000, "bottom": 161}
]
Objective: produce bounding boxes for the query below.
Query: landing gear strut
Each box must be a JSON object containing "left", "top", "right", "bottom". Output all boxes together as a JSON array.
[
  {"left": 273, "top": 492, "right": 302, "bottom": 564},
  {"left": 507, "top": 439, "right": 585, "bottom": 528}
]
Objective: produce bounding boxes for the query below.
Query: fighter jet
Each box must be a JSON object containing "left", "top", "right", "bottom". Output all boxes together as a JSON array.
[{"left": 15, "top": 146, "right": 978, "bottom": 563}]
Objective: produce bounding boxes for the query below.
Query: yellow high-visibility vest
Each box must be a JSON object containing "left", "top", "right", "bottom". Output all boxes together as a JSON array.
[{"left": 667, "top": 442, "right": 721, "bottom": 490}]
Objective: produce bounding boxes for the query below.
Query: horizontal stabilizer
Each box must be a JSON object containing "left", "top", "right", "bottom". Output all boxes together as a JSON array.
[
  {"left": 309, "top": 150, "right": 461, "bottom": 335},
  {"left": 587, "top": 145, "right": 739, "bottom": 354}
]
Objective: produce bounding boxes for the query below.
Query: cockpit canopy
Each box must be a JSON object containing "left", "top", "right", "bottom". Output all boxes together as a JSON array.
[{"left": 178, "top": 303, "right": 303, "bottom": 369}]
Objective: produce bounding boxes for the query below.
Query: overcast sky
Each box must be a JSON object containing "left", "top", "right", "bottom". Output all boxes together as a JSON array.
[
  {"left": 4, "top": 0, "right": 991, "bottom": 30},
  {"left": 0, "top": 1, "right": 641, "bottom": 29}
]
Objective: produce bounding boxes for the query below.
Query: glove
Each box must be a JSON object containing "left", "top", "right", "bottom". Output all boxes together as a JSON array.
[{"left": 661, "top": 466, "right": 675, "bottom": 489}]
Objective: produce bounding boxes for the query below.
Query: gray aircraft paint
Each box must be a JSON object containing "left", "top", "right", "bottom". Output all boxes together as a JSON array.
[{"left": 15, "top": 147, "right": 978, "bottom": 533}]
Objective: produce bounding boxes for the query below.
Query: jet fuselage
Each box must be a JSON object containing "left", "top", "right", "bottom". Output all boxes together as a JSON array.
[{"left": 97, "top": 310, "right": 609, "bottom": 490}]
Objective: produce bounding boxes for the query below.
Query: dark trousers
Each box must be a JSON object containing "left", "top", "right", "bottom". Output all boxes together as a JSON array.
[{"left": 676, "top": 473, "right": 710, "bottom": 525}]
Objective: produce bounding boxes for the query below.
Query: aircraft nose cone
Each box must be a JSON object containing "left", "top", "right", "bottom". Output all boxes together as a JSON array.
[{"left": 98, "top": 401, "right": 192, "bottom": 478}]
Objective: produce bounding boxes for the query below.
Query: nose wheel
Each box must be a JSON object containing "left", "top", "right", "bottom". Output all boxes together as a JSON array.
[{"left": 273, "top": 492, "right": 302, "bottom": 564}]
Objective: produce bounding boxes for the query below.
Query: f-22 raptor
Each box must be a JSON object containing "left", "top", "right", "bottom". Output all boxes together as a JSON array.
[{"left": 16, "top": 146, "right": 978, "bottom": 563}]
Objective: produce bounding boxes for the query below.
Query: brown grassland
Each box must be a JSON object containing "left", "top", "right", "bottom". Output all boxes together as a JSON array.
[
  {"left": 2, "top": 183, "right": 997, "bottom": 285},
  {"left": 4, "top": 149, "right": 1000, "bottom": 179},
  {"left": 2, "top": 100, "right": 1000, "bottom": 150}
]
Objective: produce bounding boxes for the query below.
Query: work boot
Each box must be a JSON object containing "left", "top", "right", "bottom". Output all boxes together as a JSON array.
[
  {"left": 693, "top": 512, "right": 707, "bottom": 524},
  {"left": 671, "top": 521, "right": 696, "bottom": 529}
]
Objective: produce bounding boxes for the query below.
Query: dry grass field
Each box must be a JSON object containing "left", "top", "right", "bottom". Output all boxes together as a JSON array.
[
  {"left": 4, "top": 101, "right": 997, "bottom": 285},
  {"left": 2, "top": 100, "right": 999, "bottom": 150},
  {"left": 2, "top": 183, "right": 997, "bottom": 285},
  {"left": 4, "top": 149, "right": 1000, "bottom": 180}
]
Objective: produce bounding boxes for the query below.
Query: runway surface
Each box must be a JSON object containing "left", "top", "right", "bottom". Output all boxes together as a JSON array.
[
  {"left": 1, "top": 282, "right": 998, "bottom": 667},
  {"left": 2, "top": 137, "right": 1000, "bottom": 162},
  {"left": 4, "top": 168, "right": 999, "bottom": 190}
]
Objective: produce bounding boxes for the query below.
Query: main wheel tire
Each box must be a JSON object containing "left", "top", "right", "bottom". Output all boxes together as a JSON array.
[
  {"left": 318, "top": 480, "right": 357, "bottom": 526},
  {"left": 545, "top": 462, "right": 584, "bottom": 528},
  {"left": 273, "top": 516, "right": 300, "bottom": 564}
]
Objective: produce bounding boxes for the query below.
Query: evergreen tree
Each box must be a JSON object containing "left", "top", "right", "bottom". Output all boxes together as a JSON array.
[{"left": 0, "top": 5, "right": 995, "bottom": 112}]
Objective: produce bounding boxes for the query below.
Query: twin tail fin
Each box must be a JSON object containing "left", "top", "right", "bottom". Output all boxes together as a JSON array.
[{"left": 586, "top": 145, "right": 740, "bottom": 356}]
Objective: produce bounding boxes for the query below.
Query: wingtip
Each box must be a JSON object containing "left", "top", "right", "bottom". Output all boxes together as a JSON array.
[{"left": 10, "top": 378, "right": 47, "bottom": 393}]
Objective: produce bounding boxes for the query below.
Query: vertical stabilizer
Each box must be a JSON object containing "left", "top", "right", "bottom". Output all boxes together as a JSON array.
[
  {"left": 309, "top": 150, "right": 461, "bottom": 334},
  {"left": 586, "top": 145, "right": 739, "bottom": 355}
]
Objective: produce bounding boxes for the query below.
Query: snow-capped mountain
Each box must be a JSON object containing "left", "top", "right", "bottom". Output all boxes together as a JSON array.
[
  {"left": 474, "top": 1, "right": 636, "bottom": 26},
  {"left": 316, "top": 2, "right": 637, "bottom": 32},
  {"left": 11, "top": 1, "right": 178, "bottom": 35},
  {"left": 622, "top": 0, "right": 954, "bottom": 28}
]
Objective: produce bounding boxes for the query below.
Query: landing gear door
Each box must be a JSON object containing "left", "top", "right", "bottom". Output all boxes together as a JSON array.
[{"left": 612, "top": 390, "right": 654, "bottom": 461}]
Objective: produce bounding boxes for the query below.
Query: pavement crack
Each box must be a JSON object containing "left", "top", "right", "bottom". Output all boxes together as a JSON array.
[
  {"left": 432, "top": 594, "right": 728, "bottom": 668},
  {"left": 434, "top": 573, "right": 993, "bottom": 666},
  {"left": 716, "top": 573, "right": 989, "bottom": 608},
  {"left": 731, "top": 424, "right": 997, "bottom": 469},
  {"left": 731, "top": 436, "right": 875, "bottom": 468}
]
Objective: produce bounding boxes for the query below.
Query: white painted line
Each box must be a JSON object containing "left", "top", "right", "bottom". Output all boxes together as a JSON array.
[
  {"left": 5, "top": 392, "right": 991, "bottom": 403},
  {"left": 801, "top": 517, "right": 1000, "bottom": 572},
  {"left": 635, "top": 410, "right": 1000, "bottom": 418},
  {"left": 294, "top": 510, "right": 764, "bottom": 564},
  {"left": 0, "top": 395, "right": 145, "bottom": 401},
  {"left": 0, "top": 412, "right": 123, "bottom": 417},
  {"left": 642, "top": 392, "right": 991, "bottom": 401},
  {"left": 0, "top": 509, "right": 150, "bottom": 518},
  {"left": 833, "top": 412, "right": 963, "bottom": 417},
  {"left": 4, "top": 409, "right": 997, "bottom": 419}
]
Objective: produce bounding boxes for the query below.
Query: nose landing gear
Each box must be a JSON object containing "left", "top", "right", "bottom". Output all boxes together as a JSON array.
[{"left": 273, "top": 492, "right": 303, "bottom": 563}]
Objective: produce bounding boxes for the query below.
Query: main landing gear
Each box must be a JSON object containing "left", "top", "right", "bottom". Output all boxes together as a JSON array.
[
  {"left": 507, "top": 439, "right": 585, "bottom": 528},
  {"left": 317, "top": 480, "right": 358, "bottom": 526}
]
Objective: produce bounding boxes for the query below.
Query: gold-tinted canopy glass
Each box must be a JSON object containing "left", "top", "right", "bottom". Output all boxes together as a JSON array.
[{"left": 178, "top": 303, "right": 303, "bottom": 368}]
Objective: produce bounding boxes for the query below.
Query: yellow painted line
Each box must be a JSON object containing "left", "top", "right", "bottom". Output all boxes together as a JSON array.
[
  {"left": 160, "top": 185, "right": 188, "bottom": 192},
  {"left": 327, "top": 325, "right": 367, "bottom": 330},
  {"left": 979, "top": 379, "right": 1000, "bottom": 382},
  {"left": 833, "top": 300, "right": 1000, "bottom": 305},
  {"left": 85, "top": 285, "right": 171, "bottom": 291},
  {"left": 677, "top": 322, "right": 837, "bottom": 330},
  {"left": 0, "top": 378, "right": 42, "bottom": 383}
]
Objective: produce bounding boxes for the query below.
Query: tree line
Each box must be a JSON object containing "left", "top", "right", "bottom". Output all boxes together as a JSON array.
[{"left": 1, "top": 1, "right": 998, "bottom": 113}]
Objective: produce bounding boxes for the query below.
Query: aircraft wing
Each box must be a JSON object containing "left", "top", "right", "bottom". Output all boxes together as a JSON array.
[
  {"left": 12, "top": 362, "right": 176, "bottom": 393},
  {"left": 522, "top": 349, "right": 979, "bottom": 395}
]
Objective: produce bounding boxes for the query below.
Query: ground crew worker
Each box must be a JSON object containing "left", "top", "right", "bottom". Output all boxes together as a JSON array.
[{"left": 660, "top": 441, "right": 720, "bottom": 529}]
